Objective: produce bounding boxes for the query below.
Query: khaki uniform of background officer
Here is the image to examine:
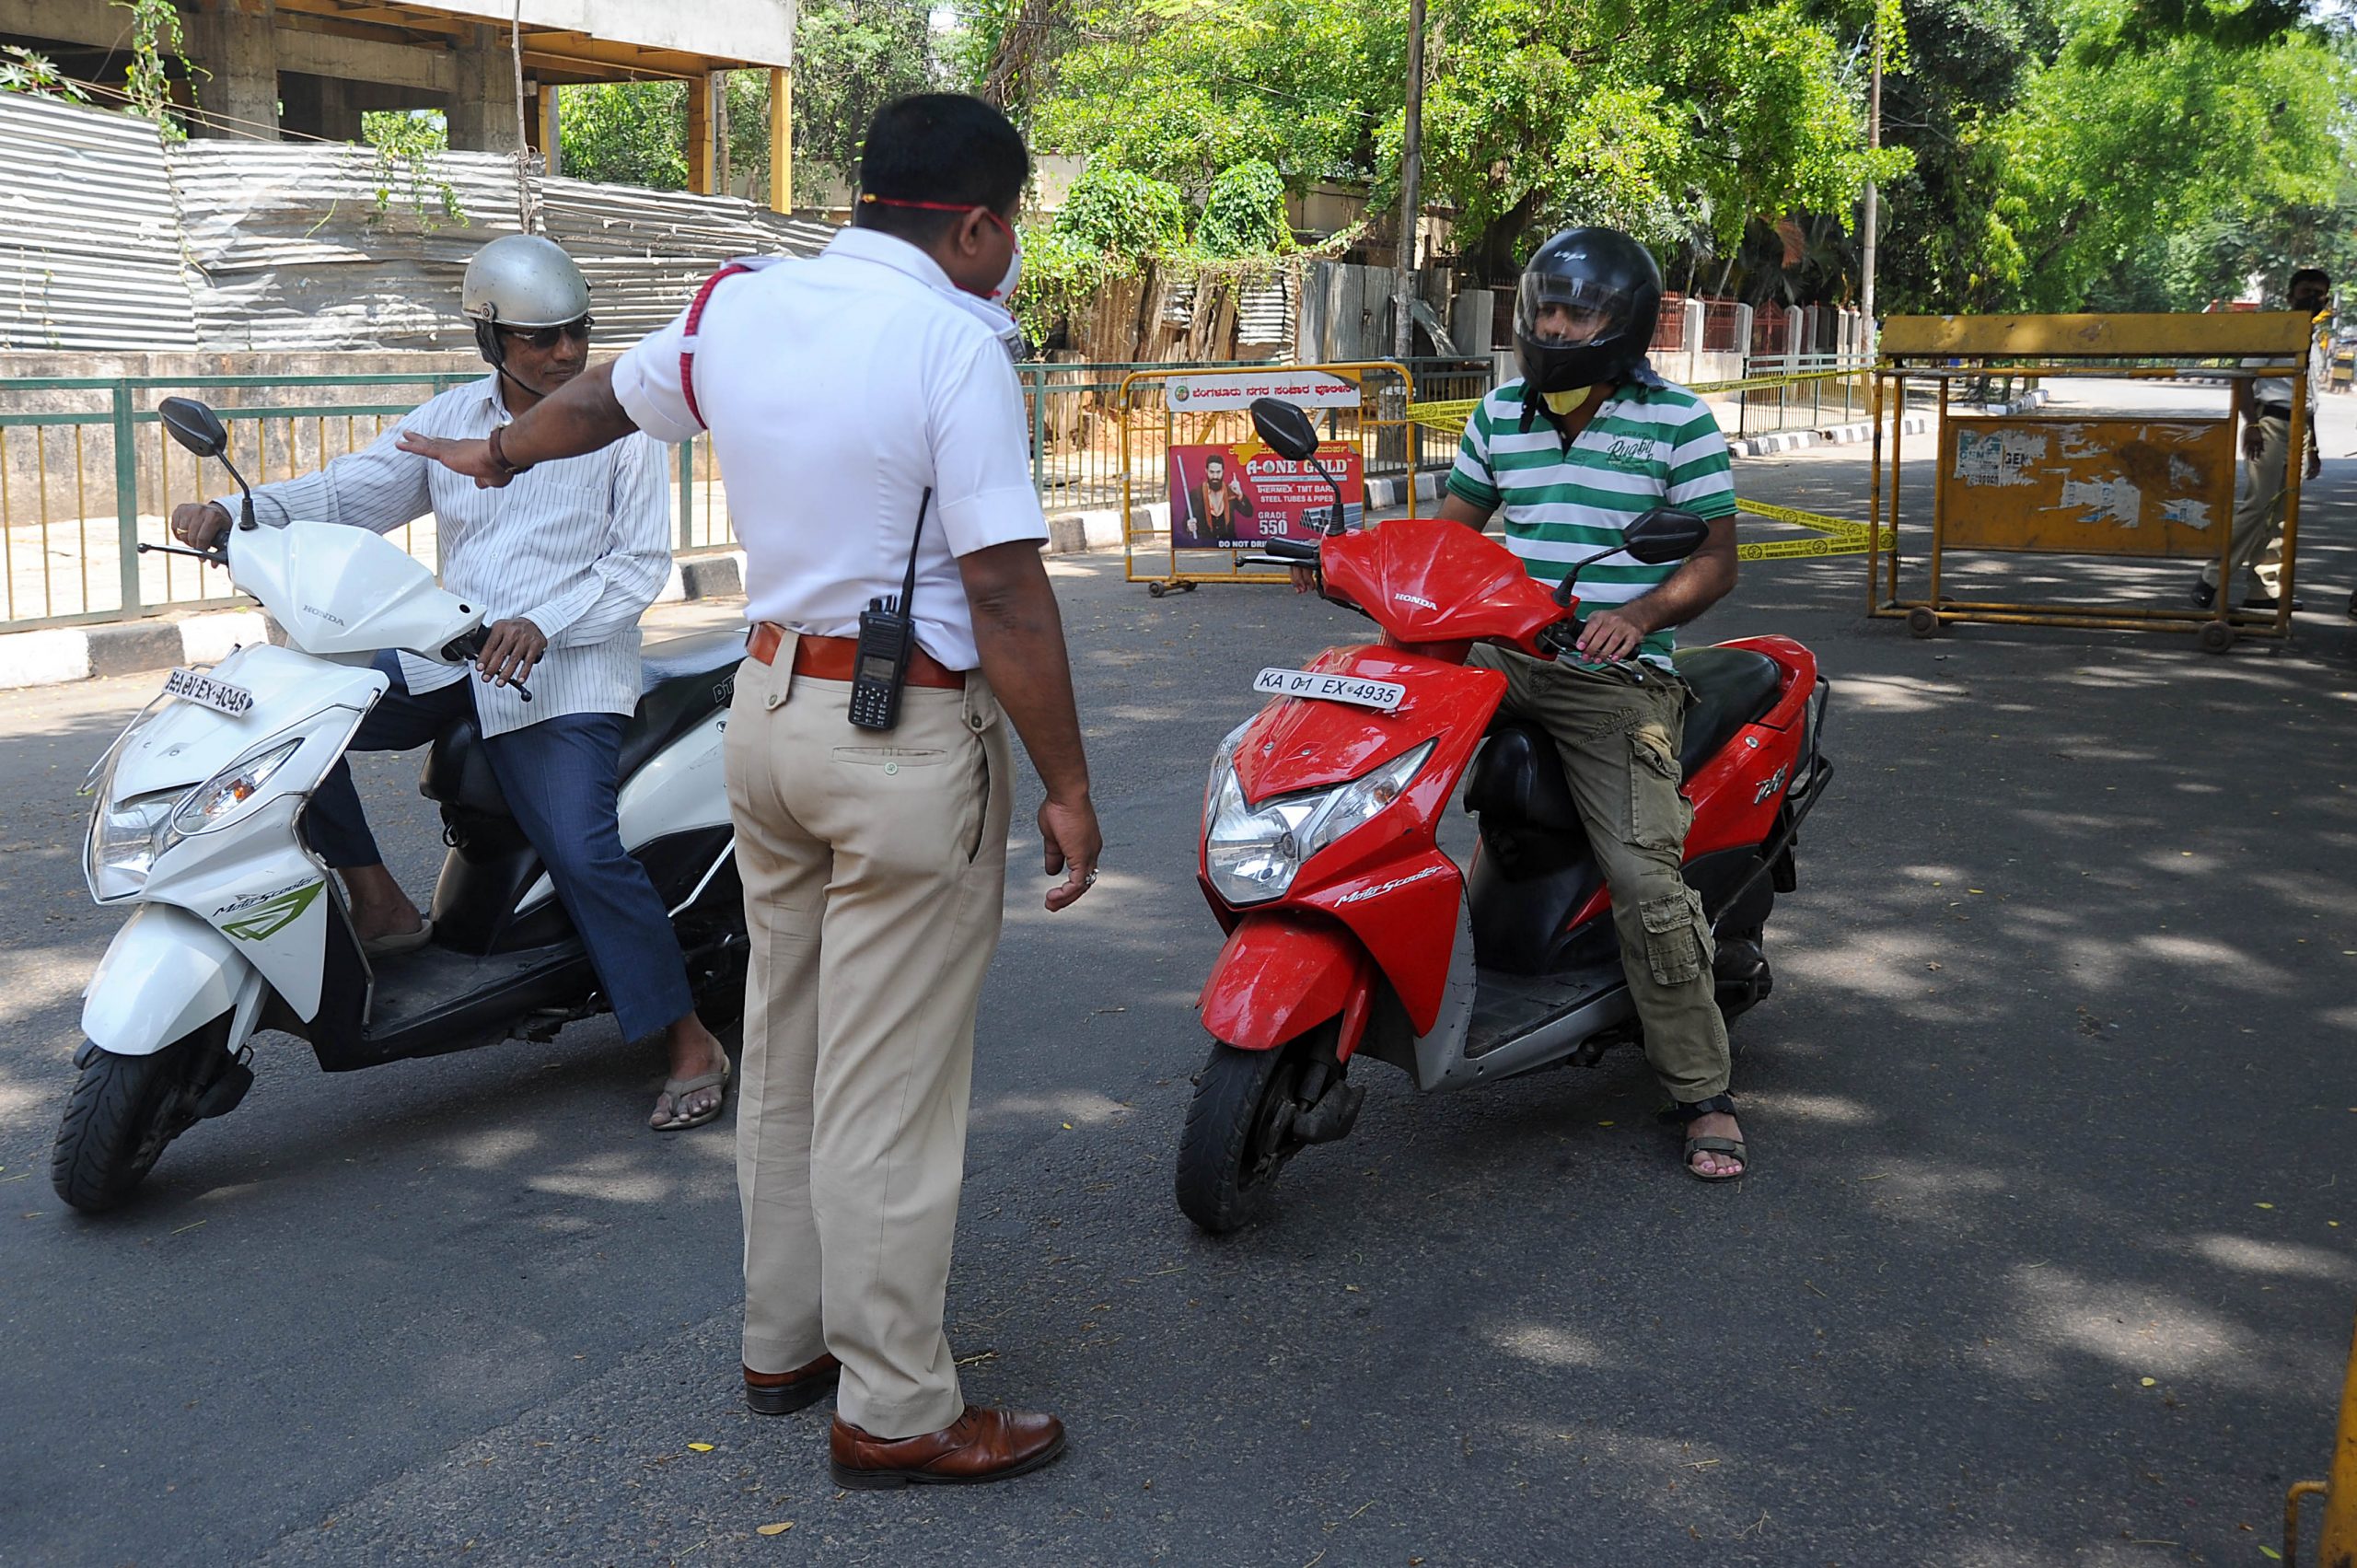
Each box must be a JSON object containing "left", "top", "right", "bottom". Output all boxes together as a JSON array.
[
  {"left": 2193, "top": 266, "right": 2330, "bottom": 613},
  {"left": 402, "top": 95, "right": 1100, "bottom": 1491}
]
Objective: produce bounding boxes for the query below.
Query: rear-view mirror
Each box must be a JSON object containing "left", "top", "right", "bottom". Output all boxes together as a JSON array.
[
  {"left": 1622, "top": 505, "right": 1711, "bottom": 564},
  {"left": 1249, "top": 397, "right": 1320, "bottom": 463},
  {"left": 158, "top": 397, "right": 228, "bottom": 459}
]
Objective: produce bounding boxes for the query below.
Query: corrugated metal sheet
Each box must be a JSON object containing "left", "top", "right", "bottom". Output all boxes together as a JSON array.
[
  {"left": 1237, "top": 274, "right": 1295, "bottom": 348},
  {"left": 170, "top": 143, "right": 836, "bottom": 351},
  {"left": 0, "top": 94, "right": 199, "bottom": 352}
]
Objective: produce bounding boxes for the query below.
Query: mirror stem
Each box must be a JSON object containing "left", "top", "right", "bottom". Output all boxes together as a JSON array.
[
  {"left": 217, "top": 455, "right": 258, "bottom": 529},
  {"left": 1552, "top": 540, "right": 1633, "bottom": 607},
  {"left": 1307, "top": 458, "right": 1345, "bottom": 532}
]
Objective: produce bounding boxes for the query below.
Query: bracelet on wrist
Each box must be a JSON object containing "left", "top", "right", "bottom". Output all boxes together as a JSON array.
[{"left": 488, "top": 424, "right": 534, "bottom": 478}]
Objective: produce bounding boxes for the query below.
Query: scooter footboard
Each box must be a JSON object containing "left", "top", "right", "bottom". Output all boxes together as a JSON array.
[
  {"left": 81, "top": 904, "right": 254, "bottom": 1057},
  {"left": 1198, "top": 911, "right": 1371, "bottom": 1052}
]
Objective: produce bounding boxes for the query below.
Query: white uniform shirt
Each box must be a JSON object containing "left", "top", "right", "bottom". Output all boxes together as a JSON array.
[
  {"left": 228, "top": 376, "right": 671, "bottom": 738},
  {"left": 610, "top": 226, "right": 1048, "bottom": 670}
]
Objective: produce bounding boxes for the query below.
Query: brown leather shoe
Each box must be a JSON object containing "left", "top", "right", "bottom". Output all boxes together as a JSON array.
[
  {"left": 743, "top": 1353, "right": 841, "bottom": 1416},
  {"left": 829, "top": 1406, "right": 1067, "bottom": 1489}
]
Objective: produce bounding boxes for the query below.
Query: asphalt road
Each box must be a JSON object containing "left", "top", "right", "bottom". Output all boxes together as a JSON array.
[{"left": 2, "top": 380, "right": 2352, "bottom": 1567}]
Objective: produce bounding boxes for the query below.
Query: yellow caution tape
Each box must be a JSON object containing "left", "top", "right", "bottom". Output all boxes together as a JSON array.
[
  {"left": 1736, "top": 496, "right": 1862, "bottom": 533},
  {"left": 1405, "top": 397, "right": 1483, "bottom": 432},
  {"left": 1379, "top": 418, "right": 1892, "bottom": 560},
  {"left": 1736, "top": 531, "right": 1894, "bottom": 562}
]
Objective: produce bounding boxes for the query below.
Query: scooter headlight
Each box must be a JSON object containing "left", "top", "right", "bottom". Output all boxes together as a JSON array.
[
  {"left": 170, "top": 738, "right": 305, "bottom": 836},
  {"left": 1204, "top": 739, "right": 1434, "bottom": 907},
  {"left": 87, "top": 792, "right": 182, "bottom": 900}
]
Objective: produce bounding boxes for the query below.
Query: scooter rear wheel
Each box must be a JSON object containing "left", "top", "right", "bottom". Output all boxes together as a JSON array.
[
  {"left": 51, "top": 1017, "right": 226, "bottom": 1214},
  {"left": 1176, "top": 1036, "right": 1314, "bottom": 1234}
]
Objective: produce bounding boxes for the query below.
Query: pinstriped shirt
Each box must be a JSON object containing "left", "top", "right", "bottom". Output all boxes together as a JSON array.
[{"left": 226, "top": 376, "right": 672, "bottom": 738}]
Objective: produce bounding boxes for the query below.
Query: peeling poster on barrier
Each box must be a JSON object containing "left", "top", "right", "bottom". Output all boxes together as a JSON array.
[
  {"left": 2059, "top": 475, "right": 2143, "bottom": 527},
  {"left": 1954, "top": 430, "right": 2047, "bottom": 487}
]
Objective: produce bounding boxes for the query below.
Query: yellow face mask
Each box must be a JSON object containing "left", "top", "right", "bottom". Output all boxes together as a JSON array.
[{"left": 1541, "top": 386, "right": 1596, "bottom": 416}]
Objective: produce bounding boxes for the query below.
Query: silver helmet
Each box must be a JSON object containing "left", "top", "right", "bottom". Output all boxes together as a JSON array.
[{"left": 461, "top": 233, "right": 590, "bottom": 330}]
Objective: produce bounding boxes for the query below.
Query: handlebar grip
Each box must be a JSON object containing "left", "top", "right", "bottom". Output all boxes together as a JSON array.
[{"left": 1264, "top": 538, "right": 1319, "bottom": 563}]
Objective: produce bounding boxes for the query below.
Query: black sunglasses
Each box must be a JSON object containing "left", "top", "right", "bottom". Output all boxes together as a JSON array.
[{"left": 501, "top": 315, "right": 594, "bottom": 349}]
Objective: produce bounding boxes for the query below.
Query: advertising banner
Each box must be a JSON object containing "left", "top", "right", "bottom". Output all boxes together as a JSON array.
[{"left": 1168, "top": 442, "right": 1364, "bottom": 548}]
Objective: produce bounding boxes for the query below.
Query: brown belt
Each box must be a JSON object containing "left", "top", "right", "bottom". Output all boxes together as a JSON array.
[{"left": 747, "top": 622, "right": 966, "bottom": 690}]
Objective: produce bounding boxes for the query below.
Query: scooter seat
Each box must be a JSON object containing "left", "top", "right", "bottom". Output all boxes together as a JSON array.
[
  {"left": 1668, "top": 646, "right": 1783, "bottom": 776},
  {"left": 621, "top": 631, "right": 745, "bottom": 781},
  {"left": 420, "top": 632, "right": 745, "bottom": 819},
  {"left": 1464, "top": 646, "right": 1784, "bottom": 833},
  {"left": 1464, "top": 722, "right": 1584, "bottom": 832}
]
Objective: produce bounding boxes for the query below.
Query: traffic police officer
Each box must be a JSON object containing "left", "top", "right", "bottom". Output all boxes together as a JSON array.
[{"left": 400, "top": 95, "right": 1101, "bottom": 1488}]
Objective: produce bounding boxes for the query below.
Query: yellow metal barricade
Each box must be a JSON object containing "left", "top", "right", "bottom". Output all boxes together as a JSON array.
[
  {"left": 1870, "top": 311, "right": 2317, "bottom": 653},
  {"left": 2284, "top": 1307, "right": 2357, "bottom": 1566},
  {"left": 1120, "top": 363, "right": 1415, "bottom": 595}
]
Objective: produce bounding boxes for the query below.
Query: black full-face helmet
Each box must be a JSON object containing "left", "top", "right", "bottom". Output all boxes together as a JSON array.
[{"left": 1514, "top": 226, "right": 1664, "bottom": 395}]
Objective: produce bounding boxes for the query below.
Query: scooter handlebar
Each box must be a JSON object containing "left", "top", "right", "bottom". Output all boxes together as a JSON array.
[
  {"left": 1262, "top": 538, "right": 1320, "bottom": 563},
  {"left": 438, "top": 628, "right": 534, "bottom": 703}
]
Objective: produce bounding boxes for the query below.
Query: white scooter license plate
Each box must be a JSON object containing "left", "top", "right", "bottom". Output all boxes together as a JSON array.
[
  {"left": 161, "top": 666, "right": 255, "bottom": 717},
  {"left": 1253, "top": 668, "right": 1405, "bottom": 712}
]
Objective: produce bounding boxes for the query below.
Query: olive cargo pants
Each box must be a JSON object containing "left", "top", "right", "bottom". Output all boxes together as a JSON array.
[{"left": 1469, "top": 645, "right": 1732, "bottom": 1102}]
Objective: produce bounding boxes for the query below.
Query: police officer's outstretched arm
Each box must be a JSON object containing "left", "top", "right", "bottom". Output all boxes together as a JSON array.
[
  {"left": 398, "top": 360, "right": 640, "bottom": 483},
  {"left": 959, "top": 541, "right": 1102, "bottom": 912}
]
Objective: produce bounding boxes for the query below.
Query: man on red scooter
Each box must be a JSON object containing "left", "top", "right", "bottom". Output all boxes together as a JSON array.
[{"left": 1333, "top": 227, "right": 1747, "bottom": 1179}]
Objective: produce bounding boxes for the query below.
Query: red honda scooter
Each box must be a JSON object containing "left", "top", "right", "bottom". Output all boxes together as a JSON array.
[{"left": 1177, "top": 399, "right": 1831, "bottom": 1233}]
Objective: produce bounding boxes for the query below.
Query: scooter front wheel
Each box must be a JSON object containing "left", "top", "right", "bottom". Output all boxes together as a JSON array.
[
  {"left": 51, "top": 1017, "right": 226, "bottom": 1213},
  {"left": 1175, "top": 1035, "right": 1317, "bottom": 1235}
]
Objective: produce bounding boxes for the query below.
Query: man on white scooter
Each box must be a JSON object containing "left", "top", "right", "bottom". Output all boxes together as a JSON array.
[
  {"left": 1309, "top": 227, "right": 1747, "bottom": 1179},
  {"left": 166, "top": 235, "right": 734, "bottom": 1133}
]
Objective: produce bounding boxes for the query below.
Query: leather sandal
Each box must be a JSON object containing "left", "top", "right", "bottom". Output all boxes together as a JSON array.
[
  {"left": 650, "top": 1053, "right": 730, "bottom": 1132},
  {"left": 1659, "top": 1091, "right": 1747, "bottom": 1181}
]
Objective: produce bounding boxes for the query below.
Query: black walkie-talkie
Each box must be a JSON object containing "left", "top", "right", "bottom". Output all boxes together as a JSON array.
[{"left": 847, "top": 487, "right": 931, "bottom": 731}]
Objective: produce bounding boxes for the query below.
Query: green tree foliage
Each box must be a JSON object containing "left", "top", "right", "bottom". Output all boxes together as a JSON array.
[
  {"left": 1978, "top": 0, "right": 2351, "bottom": 309},
  {"left": 0, "top": 46, "right": 89, "bottom": 102},
  {"left": 363, "top": 109, "right": 465, "bottom": 226},
  {"left": 1036, "top": 0, "right": 1402, "bottom": 192},
  {"left": 1033, "top": 0, "right": 1904, "bottom": 279},
  {"left": 559, "top": 81, "right": 690, "bottom": 190},
  {"left": 790, "top": 0, "right": 938, "bottom": 196},
  {"left": 1195, "top": 159, "right": 1291, "bottom": 256},
  {"left": 1054, "top": 161, "right": 1190, "bottom": 255}
]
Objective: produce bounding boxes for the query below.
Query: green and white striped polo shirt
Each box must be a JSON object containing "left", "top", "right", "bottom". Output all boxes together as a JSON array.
[{"left": 1447, "top": 377, "right": 1736, "bottom": 668}]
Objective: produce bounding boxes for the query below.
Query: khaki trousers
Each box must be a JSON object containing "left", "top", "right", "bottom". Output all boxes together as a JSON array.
[
  {"left": 2201, "top": 414, "right": 2295, "bottom": 600},
  {"left": 725, "top": 633, "right": 1014, "bottom": 1438},
  {"left": 1469, "top": 646, "right": 1732, "bottom": 1101}
]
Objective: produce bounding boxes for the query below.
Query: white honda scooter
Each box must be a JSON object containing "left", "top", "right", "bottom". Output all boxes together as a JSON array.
[{"left": 53, "top": 398, "right": 747, "bottom": 1212}]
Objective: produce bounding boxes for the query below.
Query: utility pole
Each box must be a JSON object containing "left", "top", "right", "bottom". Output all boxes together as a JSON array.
[
  {"left": 1391, "top": 0, "right": 1425, "bottom": 362},
  {"left": 1859, "top": 10, "right": 1882, "bottom": 348}
]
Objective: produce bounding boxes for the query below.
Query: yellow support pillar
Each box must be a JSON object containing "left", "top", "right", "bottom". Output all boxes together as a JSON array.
[
  {"left": 769, "top": 66, "right": 792, "bottom": 213},
  {"left": 687, "top": 73, "right": 714, "bottom": 195}
]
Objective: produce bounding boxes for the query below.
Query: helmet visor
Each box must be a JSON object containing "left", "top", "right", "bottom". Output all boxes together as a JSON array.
[{"left": 1516, "top": 273, "right": 1637, "bottom": 347}]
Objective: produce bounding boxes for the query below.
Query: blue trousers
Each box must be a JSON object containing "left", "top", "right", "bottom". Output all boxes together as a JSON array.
[{"left": 305, "top": 654, "right": 694, "bottom": 1043}]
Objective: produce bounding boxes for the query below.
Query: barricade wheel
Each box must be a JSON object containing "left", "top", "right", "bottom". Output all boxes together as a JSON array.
[
  {"left": 1146, "top": 582, "right": 1168, "bottom": 598},
  {"left": 2198, "top": 621, "right": 2236, "bottom": 655},
  {"left": 1907, "top": 607, "right": 1942, "bottom": 639}
]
